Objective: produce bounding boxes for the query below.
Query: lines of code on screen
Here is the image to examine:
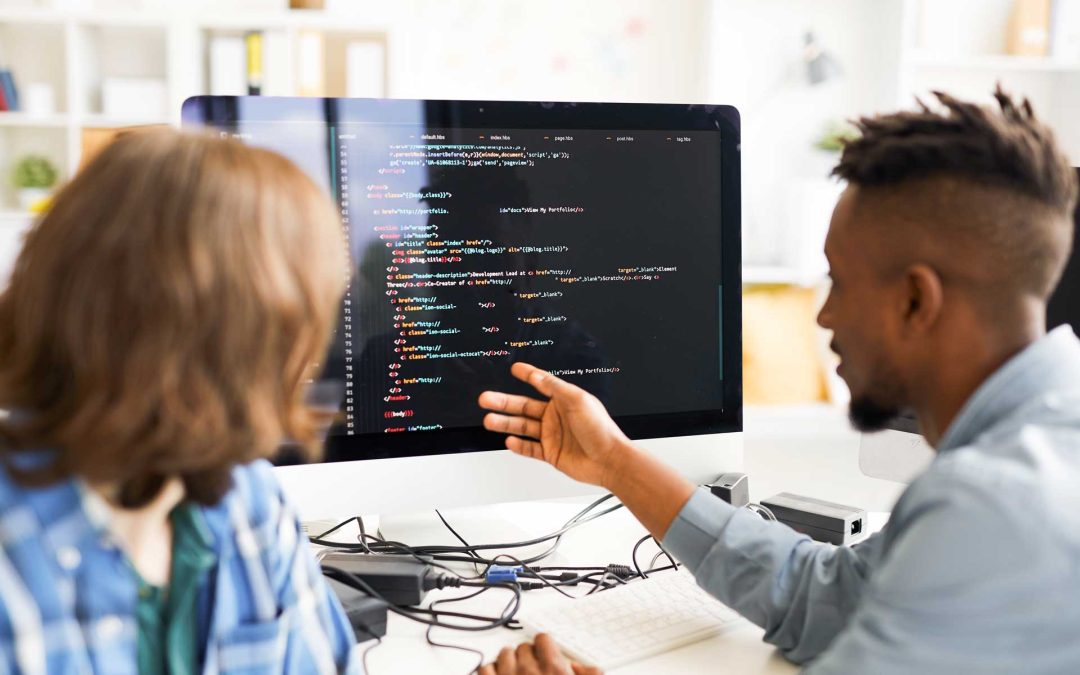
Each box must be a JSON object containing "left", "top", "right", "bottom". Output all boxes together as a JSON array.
[{"left": 237, "top": 124, "right": 726, "bottom": 438}]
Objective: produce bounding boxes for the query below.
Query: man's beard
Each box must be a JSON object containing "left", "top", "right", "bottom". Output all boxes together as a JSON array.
[{"left": 848, "top": 395, "right": 901, "bottom": 432}]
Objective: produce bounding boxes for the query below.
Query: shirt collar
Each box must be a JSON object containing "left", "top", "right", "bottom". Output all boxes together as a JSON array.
[{"left": 938, "top": 325, "right": 1080, "bottom": 452}]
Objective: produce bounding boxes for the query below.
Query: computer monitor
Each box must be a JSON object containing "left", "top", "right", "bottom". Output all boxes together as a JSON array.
[
  {"left": 860, "top": 167, "right": 1080, "bottom": 483},
  {"left": 182, "top": 97, "right": 744, "bottom": 518}
]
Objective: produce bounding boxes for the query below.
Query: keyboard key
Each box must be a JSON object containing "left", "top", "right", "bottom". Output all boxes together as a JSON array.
[{"left": 517, "top": 569, "right": 745, "bottom": 670}]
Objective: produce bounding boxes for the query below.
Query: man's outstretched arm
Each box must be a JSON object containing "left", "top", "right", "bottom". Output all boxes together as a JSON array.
[{"left": 479, "top": 362, "right": 883, "bottom": 663}]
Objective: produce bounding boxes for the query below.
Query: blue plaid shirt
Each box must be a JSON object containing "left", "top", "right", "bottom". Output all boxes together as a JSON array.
[{"left": 0, "top": 458, "right": 363, "bottom": 674}]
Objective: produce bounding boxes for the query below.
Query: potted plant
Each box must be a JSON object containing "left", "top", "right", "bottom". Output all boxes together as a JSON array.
[
  {"left": 813, "top": 119, "right": 860, "bottom": 153},
  {"left": 12, "top": 154, "right": 59, "bottom": 212}
]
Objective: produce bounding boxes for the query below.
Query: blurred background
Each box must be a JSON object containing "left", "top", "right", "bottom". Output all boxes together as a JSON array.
[{"left": 1, "top": 0, "right": 1077, "bottom": 409}]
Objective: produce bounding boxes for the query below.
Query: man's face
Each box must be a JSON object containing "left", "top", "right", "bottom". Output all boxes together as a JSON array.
[{"left": 817, "top": 187, "right": 907, "bottom": 431}]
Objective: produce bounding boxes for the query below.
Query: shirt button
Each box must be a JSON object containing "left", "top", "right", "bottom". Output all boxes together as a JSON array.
[
  {"left": 57, "top": 546, "right": 81, "bottom": 571},
  {"left": 97, "top": 615, "right": 124, "bottom": 640}
]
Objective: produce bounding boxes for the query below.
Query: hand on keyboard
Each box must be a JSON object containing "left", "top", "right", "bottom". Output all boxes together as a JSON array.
[{"left": 479, "top": 633, "right": 603, "bottom": 675}]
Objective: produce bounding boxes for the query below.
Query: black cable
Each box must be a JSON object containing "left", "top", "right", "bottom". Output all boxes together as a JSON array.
[
  {"left": 314, "top": 517, "right": 355, "bottom": 541},
  {"left": 311, "top": 494, "right": 622, "bottom": 561},
  {"left": 531, "top": 565, "right": 608, "bottom": 572},
  {"left": 423, "top": 587, "right": 491, "bottom": 675},
  {"left": 312, "top": 494, "right": 625, "bottom": 573},
  {"left": 585, "top": 572, "right": 613, "bottom": 595},
  {"left": 631, "top": 534, "right": 653, "bottom": 579},
  {"left": 356, "top": 533, "right": 486, "bottom": 579},
  {"left": 352, "top": 623, "right": 383, "bottom": 674},
  {"left": 486, "top": 553, "right": 581, "bottom": 599},
  {"left": 435, "top": 494, "right": 624, "bottom": 571},
  {"left": 655, "top": 540, "right": 679, "bottom": 570},
  {"left": 631, "top": 534, "right": 679, "bottom": 580},
  {"left": 434, "top": 508, "right": 492, "bottom": 577},
  {"left": 322, "top": 566, "right": 521, "bottom": 632},
  {"left": 351, "top": 532, "right": 560, "bottom": 569}
]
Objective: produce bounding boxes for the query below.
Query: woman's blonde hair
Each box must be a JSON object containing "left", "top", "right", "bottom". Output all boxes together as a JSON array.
[{"left": 0, "top": 129, "right": 346, "bottom": 506}]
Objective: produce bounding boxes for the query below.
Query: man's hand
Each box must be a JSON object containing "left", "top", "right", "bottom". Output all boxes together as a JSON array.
[
  {"left": 477, "top": 634, "right": 602, "bottom": 675},
  {"left": 478, "top": 362, "right": 633, "bottom": 489}
]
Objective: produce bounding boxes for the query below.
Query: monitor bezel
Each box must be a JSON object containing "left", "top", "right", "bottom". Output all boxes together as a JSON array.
[{"left": 181, "top": 96, "right": 743, "bottom": 460}]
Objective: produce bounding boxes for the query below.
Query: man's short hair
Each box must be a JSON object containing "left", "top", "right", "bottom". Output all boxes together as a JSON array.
[{"left": 833, "top": 87, "right": 1078, "bottom": 300}]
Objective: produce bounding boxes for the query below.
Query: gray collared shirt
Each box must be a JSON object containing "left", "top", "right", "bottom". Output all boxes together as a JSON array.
[{"left": 663, "top": 326, "right": 1080, "bottom": 673}]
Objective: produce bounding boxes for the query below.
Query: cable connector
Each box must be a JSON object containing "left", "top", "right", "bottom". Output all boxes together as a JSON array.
[
  {"left": 604, "top": 564, "right": 634, "bottom": 580},
  {"left": 424, "top": 572, "right": 462, "bottom": 592},
  {"left": 486, "top": 565, "right": 523, "bottom": 584}
]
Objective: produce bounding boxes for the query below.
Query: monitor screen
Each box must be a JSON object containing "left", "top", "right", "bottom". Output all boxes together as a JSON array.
[{"left": 182, "top": 97, "right": 742, "bottom": 463}]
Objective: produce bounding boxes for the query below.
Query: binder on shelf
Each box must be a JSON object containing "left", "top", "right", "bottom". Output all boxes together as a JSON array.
[
  {"left": 245, "top": 31, "right": 264, "bottom": 96},
  {"left": 297, "top": 30, "right": 325, "bottom": 97},
  {"left": 209, "top": 35, "right": 246, "bottom": 96},
  {"left": 346, "top": 40, "right": 385, "bottom": 98},
  {"left": 1007, "top": 0, "right": 1052, "bottom": 56},
  {"left": 0, "top": 69, "right": 20, "bottom": 112},
  {"left": 262, "top": 31, "right": 293, "bottom": 96},
  {"left": 1051, "top": 0, "right": 1080, "bottom": 61}
]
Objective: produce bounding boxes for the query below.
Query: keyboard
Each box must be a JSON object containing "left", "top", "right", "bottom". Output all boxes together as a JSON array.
[{"left": 516, "top": 569, "right": 745, "bottom": 670}]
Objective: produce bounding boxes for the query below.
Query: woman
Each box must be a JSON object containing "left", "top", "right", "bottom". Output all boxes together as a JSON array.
[{"left": 0, "top": 130, "right": 360, "bottom": 673}]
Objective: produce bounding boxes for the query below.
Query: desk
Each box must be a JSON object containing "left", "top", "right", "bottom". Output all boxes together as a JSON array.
[
  {"left": 319, "top": 499, "right": 800, "bottom": 675},
  {"left": 313, "top": 406, "right": 896, "bottom": 674}
]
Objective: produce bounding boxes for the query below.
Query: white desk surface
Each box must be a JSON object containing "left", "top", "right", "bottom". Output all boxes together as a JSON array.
[
  {"left": 314, "top": 405, "right": 900, "bottom": 675},
  {"left": 321, "top": 501, "right": 801, "bottom": 675}
]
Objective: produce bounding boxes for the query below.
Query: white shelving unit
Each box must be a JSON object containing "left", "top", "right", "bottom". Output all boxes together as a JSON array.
[
  {"left": 0, "top": 5, "right": 391, "bottom": 213},
  {"left": 717, "top": 0, "right": 1080, "bottom": 286},
  {"left": 896, "top": 0, "right": 1080, "bottom": 161}
]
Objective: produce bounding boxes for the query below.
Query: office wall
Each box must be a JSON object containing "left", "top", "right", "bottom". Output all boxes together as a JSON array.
[
  {"left": 707, "top": 0, "right": 905, "bottom": 269},
  {"left": 0, "top": 0, "right": 714, "bottom": 289},
  {"left": 384, "top": 0, "right": 710, "bottom": 104}
]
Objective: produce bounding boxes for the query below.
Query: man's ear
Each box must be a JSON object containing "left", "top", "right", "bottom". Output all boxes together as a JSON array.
[{"left": 901, "top": 263, "right": 944, "bottom": 334}]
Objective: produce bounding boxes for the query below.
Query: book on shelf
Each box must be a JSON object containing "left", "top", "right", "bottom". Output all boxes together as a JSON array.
[
  {"left": 209, "top": 35, "right": 247, "bottom": 96},
  {"left": 1051, "top": 0, "right": 1080, "bottom": 61},
  {"left": 245, "top": 31, "right": 264, "bottom": 96},
  {"left": 0, "top": 69, "right": 20, "bottom": 112},
  {"left": 262, "top": 31, "right": 292, "bottom": 96},
  {"left": 1007, "top": 0, "right": 1052, "bottom": 56},
  {"left": 297, "top": 30, "right": 325, "bottom": 97}
]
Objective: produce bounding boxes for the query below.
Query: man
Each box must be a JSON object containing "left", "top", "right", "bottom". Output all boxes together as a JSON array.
[{"left": 476, "top": 88, "right": 1080, "bottom": 674}]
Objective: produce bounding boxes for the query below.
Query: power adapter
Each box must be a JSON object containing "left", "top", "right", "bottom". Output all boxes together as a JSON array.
[
  {"left": 321, "top": 552, "right": 458, "bottom": 605},
  {"left": 325, "top": 577, "right": 388, "bottom": 642},
  {"left": 760, "top": 492, "right": 866, "bottom": 545}
]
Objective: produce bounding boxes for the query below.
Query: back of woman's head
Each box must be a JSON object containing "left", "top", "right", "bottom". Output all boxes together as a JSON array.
[{"left": 0, "top": 129, "right": 346, "bottom": 506}]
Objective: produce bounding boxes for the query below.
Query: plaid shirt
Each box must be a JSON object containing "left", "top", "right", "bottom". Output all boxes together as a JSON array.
[{"left": 0, "top": 457, "right": 362, "bottom": 674}]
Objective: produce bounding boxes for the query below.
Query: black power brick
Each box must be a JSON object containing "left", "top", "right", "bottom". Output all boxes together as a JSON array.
[
  {"left": 760, "top": 492, "right": 867, "bottom": 545},
  {"left": 325, "top": 577, "right": 389, "bottom": 643},
  {"left": 322, "top": 552, "right": 460, "bottom": 606}
]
